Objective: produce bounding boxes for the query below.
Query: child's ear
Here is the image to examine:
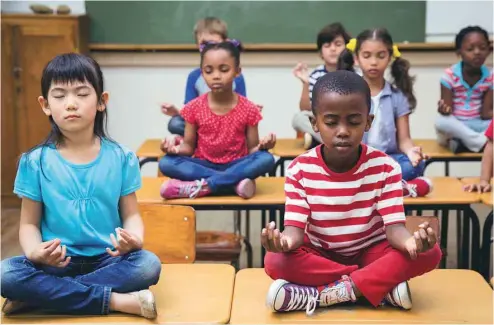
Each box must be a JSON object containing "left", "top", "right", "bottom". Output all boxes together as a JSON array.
[
  {"left": 38, "top": 96, "right": 51, "bottom": 117},
  {"left": 235, "top": 66, "right": 242, "bottom": 78},
  {"left": 309, "top": 113, "right": 319, "bottom": 132},
  {"left": 98, "top": 92, "right": 109, "bottom": 112},
  {"left": 365, "top": 114, "right": 374, "bottom": 132}
]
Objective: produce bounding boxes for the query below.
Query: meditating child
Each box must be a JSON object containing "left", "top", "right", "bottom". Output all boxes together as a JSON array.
[
  {"left": 159, "top": 41, "right": 276, "bottom": 199},
  {"left": 262, "top": 70, "right": 441, "bottom": 315}
]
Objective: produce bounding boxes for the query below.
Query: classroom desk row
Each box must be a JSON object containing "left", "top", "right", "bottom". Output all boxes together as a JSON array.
[
  {"left": 2, "top": 266, "right": 493, "bottom": 324},
  {"left": 136, "top": 138, "right": 483, "bottom": 176},
  {"left": 136, "top": 176, "right": 491, "bottom": 271}
]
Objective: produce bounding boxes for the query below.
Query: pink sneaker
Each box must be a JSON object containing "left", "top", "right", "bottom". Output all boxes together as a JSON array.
[
  {"left": 160, "top": 179, "right": 211, "bottom": 199},
  {"left": 235, "top": 179, "right": 256, "bottom": 199},
  {"left": 402, "top": 177, "right": 433, "bottom": 198}
]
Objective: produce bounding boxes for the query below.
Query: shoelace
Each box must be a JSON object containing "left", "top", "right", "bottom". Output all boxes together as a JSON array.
[
  {"left": 402, "top": 179, "right": 417, "bottom": 198},
  {"left": 282, "top": 285, "right": 319, "bottom": 315},
  {"left": 306, "top": 278, "right": 354, "bottom": 316},
  {"left": 179, "top": 179, "right": 206, "bottom": 198}
]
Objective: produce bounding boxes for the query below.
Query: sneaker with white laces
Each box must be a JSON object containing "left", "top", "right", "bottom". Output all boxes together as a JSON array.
[
  {"left": 402, "top": 177, "right": 433, "bottom": 198},
  {"left": 384, "top": 281, "right": 412, "bottom": 310},
  {"left": 266, "top": 276, "right": 356, "bottom": 315},
  {"left": 160, "top": 179, "right": 211, "bottom": 199}
]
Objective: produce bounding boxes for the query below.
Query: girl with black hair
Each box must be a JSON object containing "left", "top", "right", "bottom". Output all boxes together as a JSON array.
[
  {"left": 159, "top": 41, "right": 276, "bottom": 199},
  {"left": 435, "top": 25, "right": 492, "bottom": 153},
  {"left": 1, "top": 53, "right": 160, "bottom": 318}
]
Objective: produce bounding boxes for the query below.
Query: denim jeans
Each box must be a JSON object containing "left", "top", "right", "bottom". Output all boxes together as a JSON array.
[
  {"left": 1, "top": 249, "right": 161, "bottom": 315},
  {"left": 389, "top": 153, "right": 425, "bottom": 181},
  {"left": 158, "top": 150, "right": 275, "bottom": 193},
  {"left": 168, "top": 116, "right": 186, "bottom": 136}
]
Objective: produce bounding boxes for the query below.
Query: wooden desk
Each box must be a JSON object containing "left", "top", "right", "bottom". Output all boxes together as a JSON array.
[
  {"left": 137, "top": 177, "right": 285, "bottom": 207},
  {"left": 137, "top": 176, "right": 286, "bottom": 263},
  {"left": 136, "top": 139, "right": 163, "bottom": 168},
  {"left": 1, "top": 264, "right": 235, "bottom": 324},
  {"left": 230, "top": 269, "right": 493, "bottom": 324},
  {"left": 270, "top": 139, "right": 305, "bottom": 176},
  {"left": 269, "top": 139, "right": 483, "bottom": 177},
  {"left": 415, "top": 139, "right": 482, "bottom": 176}
]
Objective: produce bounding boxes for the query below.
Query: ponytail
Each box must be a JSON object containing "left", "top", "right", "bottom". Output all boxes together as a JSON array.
[
  {"left": 391, "top": 57, "right": 416, "bottom": 111},
  {"left": 337, "top": 49, "right": 355, "bottom": 72}
]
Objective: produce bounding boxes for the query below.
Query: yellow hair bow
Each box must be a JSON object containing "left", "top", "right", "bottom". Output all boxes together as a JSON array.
[
  {"left": 392, "top": 45, "right": 401, "bottom": 58},
  {"left": 346, "top": 38, "right": 357, "bottom": 52}
]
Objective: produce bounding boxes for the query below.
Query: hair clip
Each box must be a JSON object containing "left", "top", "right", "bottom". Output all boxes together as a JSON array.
[
  {"left": 199, "top": 41, "right": 216, "bottom": 53},
  {"left": 346, "top": 38, "right": 357, "bottom": 52},
  {"left": 227, "top": 38, "right": 241, "bottom": 48}
]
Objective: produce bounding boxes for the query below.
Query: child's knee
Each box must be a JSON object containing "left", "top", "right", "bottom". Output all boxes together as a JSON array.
[
  {"left": 264, "top": 252, "right": 290, "bottom": 280},
  {"left": 1, "top": 257, "right": 27, "bottom": 296},
  {"left": 418, "top": 244, "right": 442, "bottom": 271},
  {"left": 130, "top": 250, "right": 162, "bottom": 286},
  {"left": 254, "top": 151, "right": 275, "bottom": 170},
  {"left": 167, "top": 116, "right": 185, "bottom": 135},
  {"left": 158, "top": 156, "right": 178, "bottom": 175}
]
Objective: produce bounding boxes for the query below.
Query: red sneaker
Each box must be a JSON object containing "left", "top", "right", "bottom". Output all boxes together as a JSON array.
[{"left": 402, "top": 177, "right": 433, "bottom": 198}]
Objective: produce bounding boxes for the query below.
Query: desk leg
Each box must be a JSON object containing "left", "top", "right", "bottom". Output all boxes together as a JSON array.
[
  {"left": 139, "top": 157, "right": 158, "bottom": 169},
  {"left": 440, "top": 209, "right": 449, "bottom": 269},
  {"left": 464, "top": 206, "right": 481, "bottom": 272},
  {"left": 480, "top": 210, "right": 493, "bottom": 279}
]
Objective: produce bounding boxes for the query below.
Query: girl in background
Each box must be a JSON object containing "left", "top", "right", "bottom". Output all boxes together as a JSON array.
[
  {"left": 159, "top": 41, "right": 276, "bottom": 199},
  {"left": 1, "top": 53, "right": 161, "bottom": 318},
  {"left": 338, "top": 28, "right": 431, "bottom": 197},
  {"left": 435, "top": 26, "right": 492, "bottom": 153}
]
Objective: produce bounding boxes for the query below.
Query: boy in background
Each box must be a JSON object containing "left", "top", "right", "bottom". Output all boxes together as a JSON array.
[
  {"left": 292, "top": 23, "right": 351, "bottom": 149},
  {"left": 161, "top": 17, "right": 247, "bottom": 137}
]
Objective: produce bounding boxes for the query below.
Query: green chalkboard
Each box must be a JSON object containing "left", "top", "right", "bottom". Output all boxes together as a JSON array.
[{"left": 86, "top": 1, "right": 426, "bottom": 45}]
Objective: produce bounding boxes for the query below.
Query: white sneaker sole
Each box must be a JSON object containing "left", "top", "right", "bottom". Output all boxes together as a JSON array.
[
  {"left": 266, "top": 279, "right": 289, "bottom": 312},
  {"left": 393, "top": 281, "right": 412, "bottom": 310}
]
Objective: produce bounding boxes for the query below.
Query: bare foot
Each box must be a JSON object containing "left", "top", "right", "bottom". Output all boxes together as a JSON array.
[
  {"left": 161, "top": 103, "right": 179, "bottom": 117},
  {"left": 110, "top": 290, "right": 157, "bottom": 319}
]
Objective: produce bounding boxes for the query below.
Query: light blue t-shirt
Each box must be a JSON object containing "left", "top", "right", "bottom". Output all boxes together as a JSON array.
[{"left": 13, "top": 139, "right": 141, "bottom": 257}]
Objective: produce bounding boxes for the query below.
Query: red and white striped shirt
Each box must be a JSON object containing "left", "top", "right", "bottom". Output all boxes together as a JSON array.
[{"left": 284, "top": 144, "right": 406, "bottom": 256}]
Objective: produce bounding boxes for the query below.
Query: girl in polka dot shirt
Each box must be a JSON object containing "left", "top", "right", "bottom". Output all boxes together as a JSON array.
[{"left": 158, "top": 41, "right": 276, "bottom": 199}]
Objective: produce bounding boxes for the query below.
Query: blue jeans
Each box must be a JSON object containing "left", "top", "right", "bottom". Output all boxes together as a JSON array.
[
  {"left": 389, "top": 153, "right": 425, "bottom": 181},
  {"left": 1, "top": 250, "right": 161, "bottom": 315},
  {"left": 168, "top": 116, "right": 185, "bottom": 136},
  {"left": 158, "top": 150, "right": 275, "bottom": 193}
]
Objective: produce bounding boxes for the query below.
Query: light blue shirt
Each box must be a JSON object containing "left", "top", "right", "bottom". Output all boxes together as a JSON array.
[
  {"left": 363, "top": 82, "right": 411, "bottom": 154},
  {"left": 13, "top": 139, "right": 141, "bottom": 257}
]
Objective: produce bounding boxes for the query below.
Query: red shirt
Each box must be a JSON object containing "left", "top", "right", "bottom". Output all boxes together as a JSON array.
[
  {"left": 485, "top": 119, "right": 493, "bottom": 141},
  {"left": 181, "top": 94, "right": 262, "bottom": 164},
  {"left": 284, "top": 144, "right": 406, "bottom": 256}
]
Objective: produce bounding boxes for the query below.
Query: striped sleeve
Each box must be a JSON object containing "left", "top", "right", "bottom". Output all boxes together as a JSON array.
[
  {"left": 376, "top": 161, "right": 406, "bottom": 226},
  {"left": 308, "top": 67, "right": 325, "bottom": 101},
  {"left": 284, "top": 162, "right": 310, "bottom": 229},
  {"left": 440, "top": 68, "right": 454, "bottom": 89}
]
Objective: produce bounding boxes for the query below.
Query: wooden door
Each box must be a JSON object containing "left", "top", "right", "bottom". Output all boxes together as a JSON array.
[{"left": 1, "top": 17, "right": 81, "bottom": 207}]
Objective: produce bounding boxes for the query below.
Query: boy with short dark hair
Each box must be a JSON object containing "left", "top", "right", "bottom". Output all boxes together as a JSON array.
[
  {"left": 161, "top": 17, "right": 246, "bottom": 137},
  {"left": 262, "top": 70, "right": 441, "bottom": 315},
  {"left": 292, "top": 22, "right": 351, "bottom": 149}
]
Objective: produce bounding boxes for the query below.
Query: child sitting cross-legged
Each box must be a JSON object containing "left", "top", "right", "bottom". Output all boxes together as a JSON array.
[
  {"left": 159, "top": 41, "right": 276, "bottom": 199},
  {"left": 262, "top": 71, "right": 441, "bottom": 315}
]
